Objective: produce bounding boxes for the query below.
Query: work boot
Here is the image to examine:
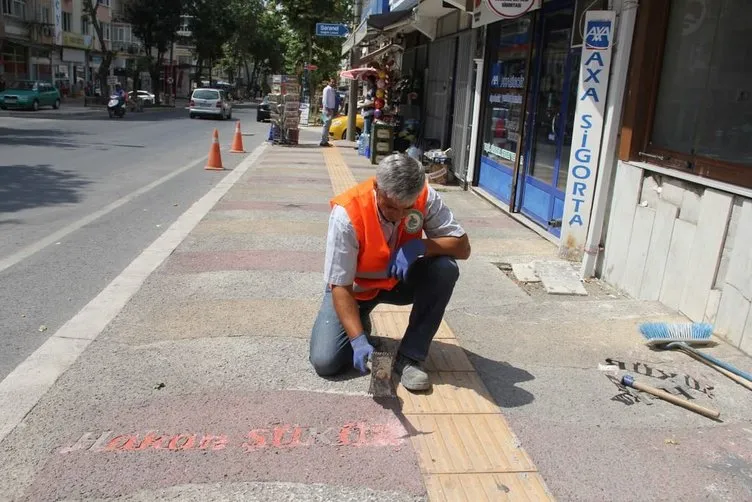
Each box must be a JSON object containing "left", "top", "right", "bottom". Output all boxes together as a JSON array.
[{"left": 394, "top": 354, "right": 430, "bottom": 392}]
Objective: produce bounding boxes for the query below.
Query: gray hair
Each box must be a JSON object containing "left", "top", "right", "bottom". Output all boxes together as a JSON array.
[{"left": 375, "top": 153, "right": 426, "bottom": 202}]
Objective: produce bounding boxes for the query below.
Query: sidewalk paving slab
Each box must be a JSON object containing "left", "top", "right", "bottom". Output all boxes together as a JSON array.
[{"left": 0, "top": 131, "right": 750, "bottom": 501}]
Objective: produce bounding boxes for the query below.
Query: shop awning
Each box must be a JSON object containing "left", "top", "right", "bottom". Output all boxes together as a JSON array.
[
  {"left": 341, "top": 9, "right": 414, "bottom": 56},
  {"left": 339, "top": 67, "right": 379, "bottom": 80},
  {"left": 359, "top": 43, "right": 404, "bottom": 66}
]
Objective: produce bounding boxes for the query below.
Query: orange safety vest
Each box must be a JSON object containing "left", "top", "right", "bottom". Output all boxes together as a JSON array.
[{"left": 330, "top": 177, "right": 429, "bottom": 300}]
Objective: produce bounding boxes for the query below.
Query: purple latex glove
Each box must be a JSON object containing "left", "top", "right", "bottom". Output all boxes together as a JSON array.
[
  {"left": 350, "top": 333, "right": 374, "bottom": 374},
  {"left": 389, "top": 239, "right": 426, "bottom": 282}
]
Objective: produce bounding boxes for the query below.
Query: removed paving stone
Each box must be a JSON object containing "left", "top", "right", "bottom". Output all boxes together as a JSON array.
[
  {"left": 534, "top": 260, "right": 588, "bottom": 296},
  {"left": 511, "top": 263, "right": 540, "bottom": 283}
]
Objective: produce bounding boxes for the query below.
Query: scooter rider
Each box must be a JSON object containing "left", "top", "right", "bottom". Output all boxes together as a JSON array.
[{"left": 114, "top": 84, "right": 126, "bottom": 106}]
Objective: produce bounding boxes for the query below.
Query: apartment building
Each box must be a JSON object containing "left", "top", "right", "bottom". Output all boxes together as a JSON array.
[{"left": 0, "top": 0, "right": 195, "bottom": 97}]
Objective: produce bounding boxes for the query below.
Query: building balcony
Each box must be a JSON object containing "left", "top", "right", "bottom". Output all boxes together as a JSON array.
[{"left": 111, "top": 40, "right": 142, "bottom": 55}]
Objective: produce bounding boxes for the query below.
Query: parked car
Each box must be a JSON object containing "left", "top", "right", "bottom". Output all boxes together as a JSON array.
[
  {"left": 256, "top": 95, "right": 271, "bottom": 122},
  {"left": 329, "top": 113, "right": 364, "bottom": 140},
  {"left": 128, "top": 90, "right": 155, "bottom": 105},
  {"left": 189, "top": 88, "right": 233, "bottom": 120},
  {"left": 0, "top": 80, "right": 61, "bottom": 111}
]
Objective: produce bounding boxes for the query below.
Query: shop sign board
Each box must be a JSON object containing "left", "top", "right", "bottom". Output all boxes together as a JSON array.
[
  {"left": 559, "top": 10, "right": 616, "bottom": 261},
  {"left": 472, "top": 0, "right": 540, "bottom": 28},
  {"left": 300, "top": 103, "right": 310, "bottom": 126},
  {"left": 63, "top": 33, "right": 93, "bottom": 50},
  {"left": 53, "top": 0, "right": 63, "bottom": 45}
]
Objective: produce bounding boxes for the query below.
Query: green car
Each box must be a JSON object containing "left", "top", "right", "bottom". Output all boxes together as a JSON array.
[{"left": 0, "top": 80, "right": 61, "bottom": 111}]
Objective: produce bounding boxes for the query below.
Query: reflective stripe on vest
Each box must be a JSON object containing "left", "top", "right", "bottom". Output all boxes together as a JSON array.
[{"left": 331, "top": 177, "right": 429, "bottom": 300}]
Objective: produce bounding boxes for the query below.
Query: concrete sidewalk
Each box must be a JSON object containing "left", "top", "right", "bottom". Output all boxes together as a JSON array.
[{"left": 0, "top": 131, "right": 750, "bottom": 501}]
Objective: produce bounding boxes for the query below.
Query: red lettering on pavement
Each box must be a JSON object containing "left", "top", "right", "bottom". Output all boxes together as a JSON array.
[
  {"left": 105, "top": 435, "right": 140, "bottom": 451},
  {"left": 135, "top": 432, "right": 166, "bottom": 450},
  {"left": 198, "top": 434, "right": 228, "bottom": 450},
  {"left": 242, "top": 429, "right": 269, "bottom": 451},
  {"left": 168, "top": 434, "right": 196, "bottom": 450},
  {"left": 273, "top": 425, "right": 304, "bottom": 448},
  {"left": 62, "top": 422, "right": 406, "bottom": 454}
]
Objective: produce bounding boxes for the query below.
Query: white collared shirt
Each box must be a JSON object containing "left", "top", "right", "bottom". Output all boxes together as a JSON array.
[{"left": 324, "top": 186, "right": 465, "bottom": 286}]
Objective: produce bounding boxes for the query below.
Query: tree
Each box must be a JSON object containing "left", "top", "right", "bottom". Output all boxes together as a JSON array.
[
  {"left": 185, "top": 0, "right": 236, "bottom": 86},
  {"left": 125, "top": 0, "right": 183, "bottom": 103},
  {"left": 82, "top": 0, "right": 116, "bottom": 96},
  {"left": 245, "top": 6, "right": 288, "bottom": 92},
  {"left": 277, "top": 0, "right": 351, "bottom": 96}
]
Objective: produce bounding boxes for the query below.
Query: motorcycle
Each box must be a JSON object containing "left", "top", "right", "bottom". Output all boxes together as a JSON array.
[{"left": 107, "top": 94, "right": 126, "bottom": 118}]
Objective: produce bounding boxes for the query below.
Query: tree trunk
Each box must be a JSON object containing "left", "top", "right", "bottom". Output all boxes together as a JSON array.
[
  {"left": 154, "top": 51, "right": 164, "bottom": 105},
  {"left": 194, "top": 59, "right": 203, "bottom": 87},
  {"left": 250, "top": 58, "right": 260, "bottom": 92},
  {"left": 84, "top": 0, "right": 116, "bottom": 99}
]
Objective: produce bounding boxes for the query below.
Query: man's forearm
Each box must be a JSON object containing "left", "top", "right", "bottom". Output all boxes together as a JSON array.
[
  {"left": 330, "top": 285, "right": 364, "bottom": 340},
  {"left": 423, "top": 234, "right": 471, "bottom": 260}
]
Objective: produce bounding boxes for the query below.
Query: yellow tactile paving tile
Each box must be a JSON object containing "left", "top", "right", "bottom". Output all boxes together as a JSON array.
[
  {"left": 397, "top": 372, "right": 499, "bottom": 414},
  {"left": 371, "top": 311, "right": 455, "bottom": 340},
  {"left": 424, "top": 338, "right": 474, "bottom": 372},
  {"left": 424, "top": 473, "right": 553, "bottom": 501},
  {"left": 406, "top": 413, "right": 535, "bottom": 474},
  {"left": 323, "top": 148, "right": 358, "bottom": 194},
  {"left": 372, "top": 304, "right": 412, "bottom": 313}
]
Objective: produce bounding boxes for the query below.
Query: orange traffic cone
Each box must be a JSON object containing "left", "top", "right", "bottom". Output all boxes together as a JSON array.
[
  {"left": 230, "top": 121, "right": 246, "bottom": 153},
  {"left": 204, "top": 129, "right": 224, "bottom": 170}
]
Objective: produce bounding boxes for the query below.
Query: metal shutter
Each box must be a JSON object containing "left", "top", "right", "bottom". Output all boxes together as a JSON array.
[
  {"left": 449, "top": 30, "right": 474, "bottom": 181},
  {"left": 422, "top": 37, "right": 457, "bottom": 148}
]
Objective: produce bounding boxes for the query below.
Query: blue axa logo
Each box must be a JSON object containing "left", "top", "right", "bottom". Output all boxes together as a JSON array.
[{"left": 585, "top": 20, "right": 611, "bottom": 49}]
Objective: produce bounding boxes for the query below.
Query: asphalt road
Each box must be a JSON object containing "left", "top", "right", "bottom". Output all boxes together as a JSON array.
[{"left": 0, "top": 104, "right": 270, "bottom": 380}]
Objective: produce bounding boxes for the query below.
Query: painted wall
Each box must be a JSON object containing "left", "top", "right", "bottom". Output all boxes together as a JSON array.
[{"left": 601, "top": 161, "right": 752, "bottom": 355}]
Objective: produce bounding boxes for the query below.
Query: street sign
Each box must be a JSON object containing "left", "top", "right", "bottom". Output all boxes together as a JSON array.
[
  {"left": 305, "top": 64, "right": 318, "bottom": 71},
  {"left": 315, "top": 23, "right": 349, "bottom": 37},
  {"left": 559, "top": 10, "right": 616, "bottom": 261}
]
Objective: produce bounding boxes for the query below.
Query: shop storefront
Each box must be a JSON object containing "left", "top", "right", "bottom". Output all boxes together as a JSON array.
[
  {"left": 0, "top": 41, "right": 29, "bottom": 81},
  {"left": 30, "top": 48, "right": 52, "bottom": 82},
  {"left": 473, "top": 0, "right": 605, "bottom": 238},
  {"left": 61, "top": 33, "right": 92, "bottom": 96}
]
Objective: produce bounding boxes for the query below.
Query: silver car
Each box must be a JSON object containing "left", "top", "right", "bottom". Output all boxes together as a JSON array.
[{"left": 189, "top": 88, "right": 232, "bottom": 120}]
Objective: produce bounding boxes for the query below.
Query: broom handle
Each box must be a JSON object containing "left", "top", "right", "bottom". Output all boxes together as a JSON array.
[
  {"left": 675, "top": 343, "right": 752, "bottom": 382},
  {"left": 622, "top": 375, "right": 720, "bottom": 420},
  {"left": 683, "top": 349, "right": 752, "bottom": 391}
]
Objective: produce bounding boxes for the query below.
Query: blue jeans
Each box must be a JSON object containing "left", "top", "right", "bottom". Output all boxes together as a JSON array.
[
  {"left": 309, "top": 256, "right": 460, "bottom": 376},
  {"left": 364, "top": 115, "right": 373, "bottom": 136},
  {"left": 321, "top": 109, "right": 334, "bottom": 143}
]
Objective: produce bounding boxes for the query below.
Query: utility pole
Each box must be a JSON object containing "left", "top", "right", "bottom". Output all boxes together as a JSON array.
[
  {"left": 169, "top": 39, "right": 174, "bottom": 106},
  {"left": 345, "top": 0, "right": 361, "bottom": 142}
]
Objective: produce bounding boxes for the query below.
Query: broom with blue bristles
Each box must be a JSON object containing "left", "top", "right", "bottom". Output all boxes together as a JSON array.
[{"left": 639, "top": 322, "right": 752, "bottom": 384}]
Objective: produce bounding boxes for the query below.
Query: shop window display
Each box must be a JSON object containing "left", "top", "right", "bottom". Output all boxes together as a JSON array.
[
  {"left": 477, "top": 15, "right": 533, "bottom": 203},
  {"left": 481, "top": 17, "right": 532, "bottom": 170}
]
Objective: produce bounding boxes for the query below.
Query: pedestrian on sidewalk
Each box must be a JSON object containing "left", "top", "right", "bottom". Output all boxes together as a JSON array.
[
  {"left": 320, "top": 77, "right": 337, "bottom": 147},
  {"left": 309, "top": 153, "right": 471, "bottom": 391}
]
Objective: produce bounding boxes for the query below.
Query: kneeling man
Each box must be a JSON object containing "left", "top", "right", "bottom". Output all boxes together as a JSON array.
[{"left": 309, "top": 153, "right": 471, "bottom": 391}]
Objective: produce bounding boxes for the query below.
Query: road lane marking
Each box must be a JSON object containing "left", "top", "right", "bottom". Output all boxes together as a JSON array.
[
  {"left": 0, "top": 142, "right": 268, "bottom": 445},
  {"left": 0, "top": 153, "right": 213, "bottom": 275}
]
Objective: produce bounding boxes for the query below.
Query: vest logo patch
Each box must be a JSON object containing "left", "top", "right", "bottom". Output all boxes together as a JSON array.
[{"left": 404, "top": 210, "right": 423, "bottom": 234}]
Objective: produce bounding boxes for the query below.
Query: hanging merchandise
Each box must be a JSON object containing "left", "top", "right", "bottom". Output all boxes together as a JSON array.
[{"left": 268, "top": 75, "right": 301, "bottom": 145}]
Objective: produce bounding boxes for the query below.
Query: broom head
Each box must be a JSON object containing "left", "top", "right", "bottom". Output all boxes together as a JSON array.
[{"left": 638, "top": 322, "right": 714, "bottom": 348}]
